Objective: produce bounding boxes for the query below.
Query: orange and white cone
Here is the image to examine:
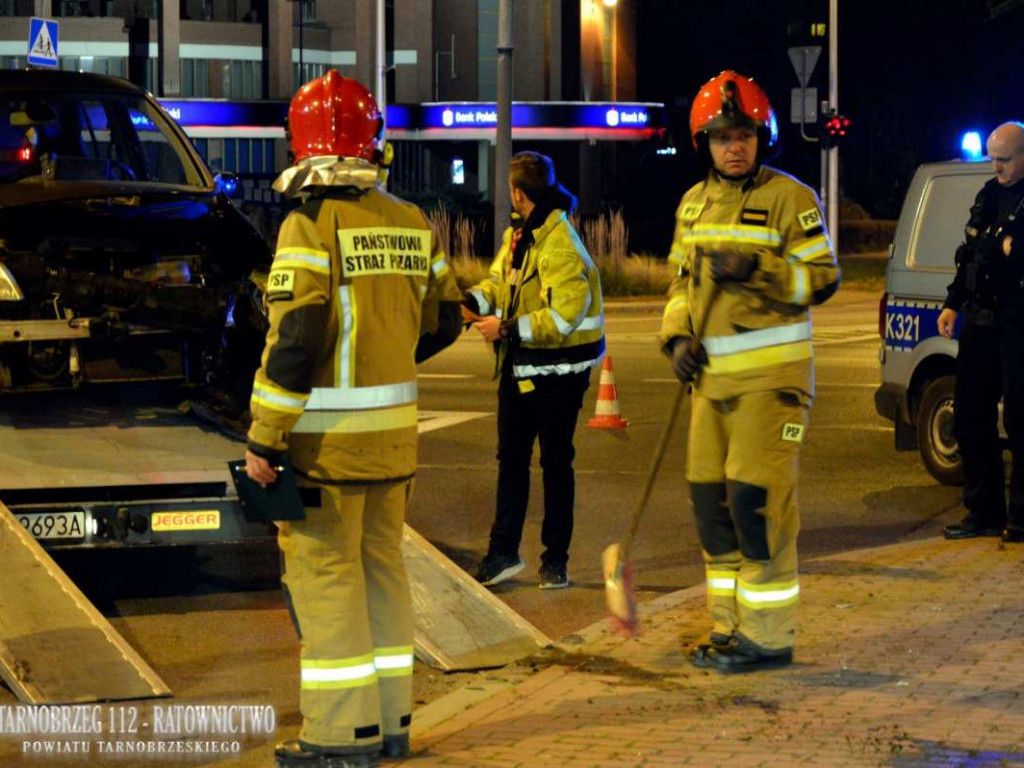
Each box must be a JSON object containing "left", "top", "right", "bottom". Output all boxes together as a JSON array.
[{"left": 587, "top": 355, "right": 629, "bottom": 429}]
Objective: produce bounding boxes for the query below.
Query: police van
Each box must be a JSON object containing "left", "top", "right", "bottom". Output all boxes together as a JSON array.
[{"left": 875, "top": 159, "right": 992, "bottom": 486}]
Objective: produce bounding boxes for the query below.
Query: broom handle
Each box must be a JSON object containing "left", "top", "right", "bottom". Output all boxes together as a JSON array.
[{"left": 619, "top": 284, "right": 720, "bottom": 563}]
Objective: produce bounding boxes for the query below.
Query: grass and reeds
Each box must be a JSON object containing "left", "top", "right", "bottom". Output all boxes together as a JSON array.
[{"left": 427, "top": 206, "right": 887, "bottom": 297}]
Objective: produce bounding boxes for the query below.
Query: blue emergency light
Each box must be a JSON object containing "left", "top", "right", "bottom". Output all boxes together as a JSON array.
[{"left": 961, "top": 131, "right": 983, "bottom": 161}]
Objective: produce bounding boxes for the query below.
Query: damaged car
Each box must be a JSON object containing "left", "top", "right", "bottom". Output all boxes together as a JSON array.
[{"left": 0, "top": 71, "right": 270, "bottom": 417}]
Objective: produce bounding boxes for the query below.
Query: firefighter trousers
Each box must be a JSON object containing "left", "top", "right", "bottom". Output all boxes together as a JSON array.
[
  {"left": 278, "top": 478, "right": 414, "bottom": 752},
  {"left": 686, "top": 388, "right": 809, "bottom": 653}
]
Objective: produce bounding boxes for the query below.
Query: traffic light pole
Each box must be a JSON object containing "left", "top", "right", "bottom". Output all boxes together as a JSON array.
[
  {"left": 493, "top": 0, "right": 513, "bottom": 257},
  {"left": 376, "top": 0, "right": 387, "bottom": 130},
  {"left": 827, "top": 0, "right": 839, "bottom": 253}
]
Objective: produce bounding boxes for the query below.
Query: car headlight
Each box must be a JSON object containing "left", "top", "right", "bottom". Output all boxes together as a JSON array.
[{"left": 0, "top": 262, "right": 24, "bottom": 301}]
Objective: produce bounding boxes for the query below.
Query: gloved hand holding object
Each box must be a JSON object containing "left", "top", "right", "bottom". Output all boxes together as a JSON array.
[
  {"left": 710, "top": 250, "right": 758, "bottom": 283},
  {"left": 671, "top": 336, "right": 708, "bottom": 383}
]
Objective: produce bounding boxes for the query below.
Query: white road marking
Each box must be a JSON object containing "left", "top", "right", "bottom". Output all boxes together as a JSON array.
[
  {"left": 643, "top": 379, "right": 878, "bottom": 388},
  {"left": 418, "top": 374, "right": 475, "bottom": 379},
  {"left": 815, "top": 334, "right": 879, "bottom": 347},
  {"left": 418, "top": 411, "right": 490, "bottom": 434}
]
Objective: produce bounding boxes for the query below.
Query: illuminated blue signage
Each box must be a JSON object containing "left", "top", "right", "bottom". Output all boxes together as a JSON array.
[
  {"left": 155, "top": 101, "right": 413, "bottom": 131},
  {"left": 158, "top": 100, "right": 289, "bottom": 128},
  {"left": 151, "top": 100, "right": 659, "bottom": 137},
  {"left": 421, "top": 103, "right": 658, "bottom": 131}
]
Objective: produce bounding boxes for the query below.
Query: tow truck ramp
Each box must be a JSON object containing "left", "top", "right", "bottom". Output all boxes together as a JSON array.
[
  {"left": 404, "top": 525, "right": 551, "bottom": 671},
  {"left": 0, "top": 500, "right": 171, "bottom": 704}
]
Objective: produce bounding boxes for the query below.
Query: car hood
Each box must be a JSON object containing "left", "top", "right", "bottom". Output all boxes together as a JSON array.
[{"left": 0, "top": 187, "right": 271, "bottom": 279}]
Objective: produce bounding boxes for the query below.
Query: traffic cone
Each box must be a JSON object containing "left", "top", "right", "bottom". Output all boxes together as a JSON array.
[{"left": 588, "top": 355, "right": 629, "bottom": 429}]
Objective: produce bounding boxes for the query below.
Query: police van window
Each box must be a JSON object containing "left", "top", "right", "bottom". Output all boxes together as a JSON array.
[{"left": 910, "top": 174, "right": 988, "bottom": 270}]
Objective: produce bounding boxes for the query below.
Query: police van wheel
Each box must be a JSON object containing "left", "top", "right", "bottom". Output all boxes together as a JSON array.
[{"left": 916, "top": 376, "right": 963, "bottom": 486}]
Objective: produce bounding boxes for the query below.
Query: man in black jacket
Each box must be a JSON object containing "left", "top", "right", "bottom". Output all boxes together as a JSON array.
[{"left": 938, "top": 122, "right": 1024, "bottom": 542}]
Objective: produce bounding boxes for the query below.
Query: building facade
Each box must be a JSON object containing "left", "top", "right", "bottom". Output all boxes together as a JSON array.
[{"left": 1, "top": 1, "right": 648, "bottom": 247}]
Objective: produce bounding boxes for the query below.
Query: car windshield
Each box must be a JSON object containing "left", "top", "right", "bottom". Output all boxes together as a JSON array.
[{"left": 0, "top": 89, "right": 207, "bottom": 189}]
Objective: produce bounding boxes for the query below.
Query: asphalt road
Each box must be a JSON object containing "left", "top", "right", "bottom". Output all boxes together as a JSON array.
[{"left": 0, "top": 288, "right": 970, "bottom": 767}]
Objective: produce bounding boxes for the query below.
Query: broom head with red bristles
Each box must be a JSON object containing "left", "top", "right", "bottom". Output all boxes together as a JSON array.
[{"left": 602, "top": 542, "right": 639, "bottom": 636}]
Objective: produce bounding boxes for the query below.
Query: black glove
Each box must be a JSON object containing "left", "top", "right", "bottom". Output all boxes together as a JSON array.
[
  {"left": 710, "top": 251, "right": 758, "bottom": 283},
  {"left": 670, "top": 337, "right": 708, "bottom": 383}
]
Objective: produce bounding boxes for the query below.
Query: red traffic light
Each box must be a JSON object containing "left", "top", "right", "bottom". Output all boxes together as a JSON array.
[{"left": 822, "top": 113, "right": 851, "bottom": 141}]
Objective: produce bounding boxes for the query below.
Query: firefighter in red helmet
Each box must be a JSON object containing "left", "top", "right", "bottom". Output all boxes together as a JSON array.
[
  {"left": 244, "top": 71, "right": 461, "bottom": 767},
  {"left": 660, "top": 70, "right": 840, "bottom": 673}
]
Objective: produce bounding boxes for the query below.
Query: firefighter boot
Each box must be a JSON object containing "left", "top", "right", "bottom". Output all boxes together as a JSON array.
[
  {"left": 274, "top": 740, "right": 378, "bottom": 767},
  {"left": 704, "top": 634, "right": 793, "bottom": 674},
  {"left": 687, "top": 631, "right": 734, "bottom": 668}
]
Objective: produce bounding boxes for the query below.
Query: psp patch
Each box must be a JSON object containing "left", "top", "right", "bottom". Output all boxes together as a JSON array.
[
  {"left": 781, "top": 423, "right": 805, "bottom": 443},
  {"left": 681, "top": 201, "right": 706, "bottom": 221},
  {"left": 797, "top": 208, "right": 823, "bottom": 233},
  {"left": 740, "top": 208, "right": 769, "bottom": 226},
  {"left": 267, "top": 269, "right": 296, "bottom": 302}
]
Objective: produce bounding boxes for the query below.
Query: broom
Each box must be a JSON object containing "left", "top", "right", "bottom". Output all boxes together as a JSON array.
[{"left": 602, "top": 286, "right": 719, "bottom": 636}]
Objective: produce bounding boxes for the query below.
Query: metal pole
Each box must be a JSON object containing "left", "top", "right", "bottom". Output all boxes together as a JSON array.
[
  {"left": 493, "top": 0, "right": 513, "bottom": 256},
  {"left": 376, "top": 0, "right": 387, "bottom": 130},
  {"left": 827, "top": 0, "right": 839, "bottom": 252},
  {"left": 299, "top": 0, "right": 304, "bottom": 84},
  {"left": 820, "top": 98, "right": 829, "bottom": 206}
]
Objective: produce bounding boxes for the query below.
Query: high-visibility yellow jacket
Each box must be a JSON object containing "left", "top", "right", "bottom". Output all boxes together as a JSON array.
[
  {"left": 247, "top": 186, "right": 461, "bottom": 483},
  {"left": 659, "top": 166, "right": 840, "bottom": 399},
  {"left": 469, "top": 209, "right": 605, "bottom": 378}
]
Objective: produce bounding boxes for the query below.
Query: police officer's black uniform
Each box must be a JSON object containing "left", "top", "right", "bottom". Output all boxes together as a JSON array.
[{"left": 943, "top": 177, "right": 1024, "bottom": 540}]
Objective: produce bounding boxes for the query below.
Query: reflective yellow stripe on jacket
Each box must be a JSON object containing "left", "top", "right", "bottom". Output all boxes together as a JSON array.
[
  {"left": 703, "top": 321, "right": 813, "bottom": 375},
  {"left": 251, "top": 380, "right": 310, "bottom": 416},
  {"left": 683, "top": 223, "right": 782, "bottom": 248}
]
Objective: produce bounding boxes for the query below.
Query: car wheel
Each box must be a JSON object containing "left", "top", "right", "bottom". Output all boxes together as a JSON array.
[{"left": 916, "top": 375, "right": 963, "bottom": 486}]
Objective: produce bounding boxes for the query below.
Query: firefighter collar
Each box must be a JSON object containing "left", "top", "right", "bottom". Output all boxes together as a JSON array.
[
  {"left": 273, "top": 156, "right": 381, "bottom": 199},
  {"left": 529, "top": 209, "right": 568, "bottom": 247}
]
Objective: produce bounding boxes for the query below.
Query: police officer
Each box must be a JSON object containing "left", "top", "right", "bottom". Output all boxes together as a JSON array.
[
  {"left": 939, "top": 122, "right": 1024, "bottom": 543},
  {"left": 243, "top": 71, "right": 462, "bottom": 767},
  {"left": 660, "top": 71, "right": 840, "bottom": 673},
  {"left": 463, "top": 151, "right": 605, "bottom": 590}
]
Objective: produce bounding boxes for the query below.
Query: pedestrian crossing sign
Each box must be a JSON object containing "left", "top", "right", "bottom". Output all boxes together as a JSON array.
[{"left": 27, "top": 17, "right": 59, "bottom": 68}]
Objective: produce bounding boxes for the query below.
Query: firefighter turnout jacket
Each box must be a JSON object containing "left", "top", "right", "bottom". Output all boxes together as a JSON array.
[
  {"left": 468, "top": 209, "right": 605, "bottom": 378},
  {"left": 247, "top": 185, "right": 461, "bottom": 481},
  {"left": 659, "top": 165, "right": 840, "bottom": 399}
]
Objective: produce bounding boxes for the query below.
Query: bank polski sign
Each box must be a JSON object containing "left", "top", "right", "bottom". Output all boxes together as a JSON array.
[{"left": 422, "top": 103, "right": 654, "bottom": 131}]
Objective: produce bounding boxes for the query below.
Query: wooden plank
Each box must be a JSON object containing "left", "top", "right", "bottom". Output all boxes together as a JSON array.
[
  {"left": 0, "top": 502, "right": 171, "bottom": 704},
  {"left": 403, "top": 525, "right": 550, "bottom": 671}
]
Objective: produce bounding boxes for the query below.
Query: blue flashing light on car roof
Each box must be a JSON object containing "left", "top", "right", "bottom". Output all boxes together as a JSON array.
[{"left": 961, "top": 131, "right": 983, "bottom": 161}]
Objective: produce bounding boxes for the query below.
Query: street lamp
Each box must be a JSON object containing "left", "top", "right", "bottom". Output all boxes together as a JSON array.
[{"left": 603, "top": 0, "right": 618, "bottom": 6}]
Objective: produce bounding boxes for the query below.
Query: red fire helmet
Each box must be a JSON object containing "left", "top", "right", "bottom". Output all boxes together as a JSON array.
[
  {"left": 287, "top": 70, "right": 384, "bottom": 164},
  {"left": 689, "top": 70, "right": 778, "bottom": 150}
]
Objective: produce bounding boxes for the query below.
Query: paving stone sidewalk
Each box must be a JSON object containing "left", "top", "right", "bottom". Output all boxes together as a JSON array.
[{"left": 399, "top": 537, "right": 1024, "bottom": 768}]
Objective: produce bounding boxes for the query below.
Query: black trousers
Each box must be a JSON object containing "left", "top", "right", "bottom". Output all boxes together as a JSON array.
[
  {"left": 488, "top": 370, "right": 590, "bottom": 568},
  {"left": 954, "top": 314, "right": 1024, "bottom": 526}
]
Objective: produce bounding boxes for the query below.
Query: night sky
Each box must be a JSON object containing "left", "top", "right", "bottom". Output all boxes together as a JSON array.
[{"left": 633, "top": 0, "right": 1024, "bottom": 222}]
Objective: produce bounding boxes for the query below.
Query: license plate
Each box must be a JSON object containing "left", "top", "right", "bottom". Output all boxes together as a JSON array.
[{"left": 17, "top": 511, "right": 86, "bottom": 540}]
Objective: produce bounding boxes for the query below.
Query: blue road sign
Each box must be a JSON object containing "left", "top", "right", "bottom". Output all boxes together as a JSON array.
[{"left": 27, "top": 17, "right": 59, "bottom": 68}]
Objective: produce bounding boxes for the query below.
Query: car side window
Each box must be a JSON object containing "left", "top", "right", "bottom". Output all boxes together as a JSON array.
[
  {"left": 909, "top": 174, "right": 987, "bottom": 270},
  {"left": 126, "top": 106, "right": 188, "bottom": 185}
]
